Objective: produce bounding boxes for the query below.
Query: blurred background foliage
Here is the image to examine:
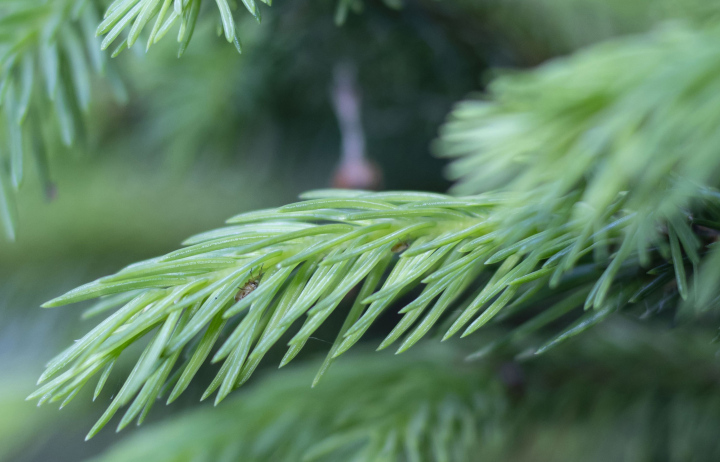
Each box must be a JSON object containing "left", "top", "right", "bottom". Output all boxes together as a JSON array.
[{"left": 2, "top": 0, "right": 720, "bottom": 460}]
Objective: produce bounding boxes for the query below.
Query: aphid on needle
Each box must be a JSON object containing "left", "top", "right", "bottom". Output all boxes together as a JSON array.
[{"left": 235, "top": 267, "right": 264, "bottom": 302}]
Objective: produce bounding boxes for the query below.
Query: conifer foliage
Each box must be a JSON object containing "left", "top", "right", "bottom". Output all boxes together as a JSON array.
[
  {"left": 5, "top": 0, "right": 720, "bottom": 459},
  {"left": 0, "top": 0, "right": 109, "bottom": 239}
]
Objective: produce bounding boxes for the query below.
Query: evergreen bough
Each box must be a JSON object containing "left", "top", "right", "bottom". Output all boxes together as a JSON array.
[{"left": 1, "top": 0, "right": 718, "bottom": 457}]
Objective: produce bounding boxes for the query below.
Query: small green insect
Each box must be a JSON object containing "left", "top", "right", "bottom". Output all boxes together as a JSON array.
[
  {"left": 235, "top": 267, "right": 264, "bottom": 302},
  {"left": 391, "top": 241, "right": 409, "bottom": 253}
]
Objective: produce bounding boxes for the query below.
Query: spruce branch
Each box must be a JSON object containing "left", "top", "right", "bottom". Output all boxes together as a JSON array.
[
  {"left": 92, "top": 323, "right": 720, "bottom": 462},
  {"left": 439, "top": 23, "right": 720, "bottom": 218},
  {"left": 438, "top": 22, "right": 720, "bottom": 311},
  {"left": 28, "top": 183, "right": 719, "bottom": 437},
  {"left": 93, "top": 347, "right": 497, "bottom": 462},
  {"left": 0, "top": 0, "right": 122, "bottom": 240},
  {"left": 27, "top": 13, "right": 720, "bottom": 442},
  {"left": 96, "top": 0, "right": 266, "bottom": 57}
]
